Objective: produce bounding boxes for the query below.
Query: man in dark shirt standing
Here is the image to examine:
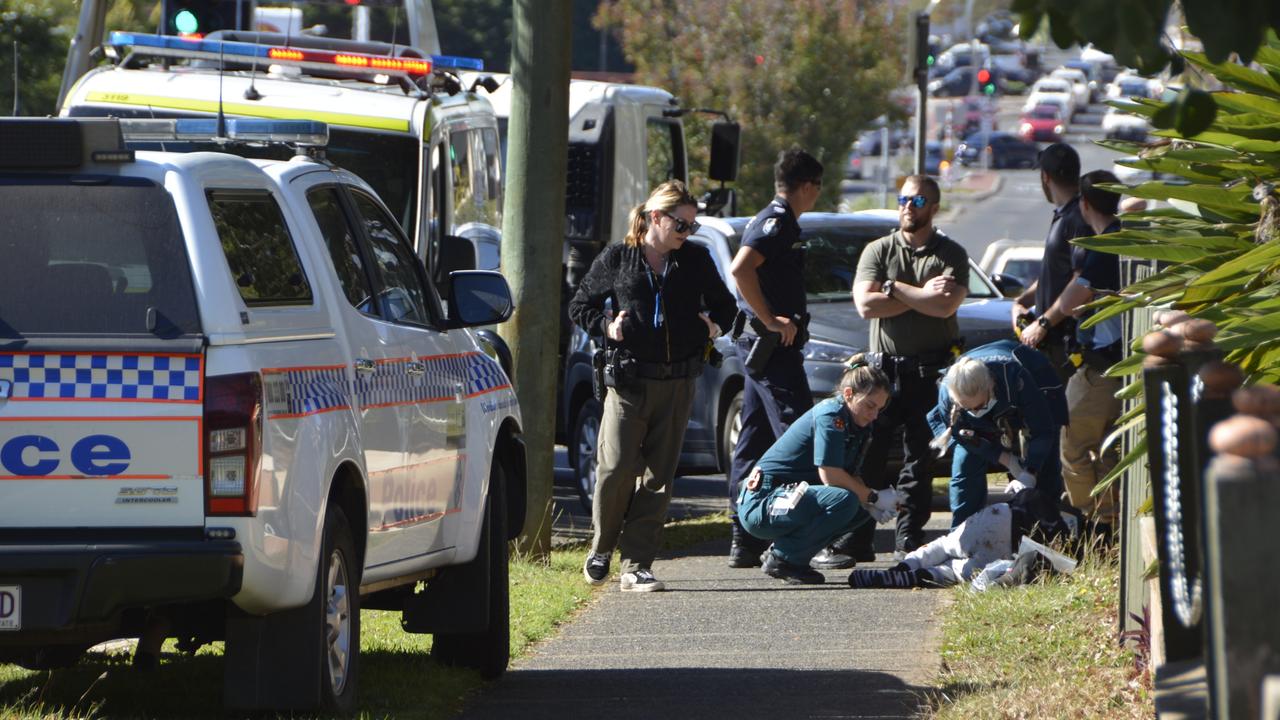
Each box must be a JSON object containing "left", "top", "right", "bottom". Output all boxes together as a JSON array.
[
  {"left": 1013, "top": 142, "right": 1090, "bottom": 384},
  {"left": 726, "top": 148, "right": 824, "bottom": 568},
  {"left": 847, "top": 174, "right": 970, "bottom": 562},
  {"left": 1050, "top": 170, "right": 1125, "bottom": 535}
]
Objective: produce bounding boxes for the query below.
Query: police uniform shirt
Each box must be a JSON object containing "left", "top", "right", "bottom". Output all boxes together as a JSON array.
[
  {"left": 854, "top": 228, "right": 970, "bottom": 357},
  {"left": 1035, "top": 196, "right": 1091, "bottom": 335},
  {"left": 1071, "top": 220, "right": 1122, "bottom": 352},
  {"left": 755, "top": 397, "right": 870, "bottom": 485},
  {"left": 740, "top": 197, "right": 806, "bottom": 319}
]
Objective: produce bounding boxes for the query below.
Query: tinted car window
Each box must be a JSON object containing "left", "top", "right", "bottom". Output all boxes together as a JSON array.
[
  {"left": 208, "top": 190, "right": 312, "bottom": 306},
  {"left": 350, "top": 190, "right": 431, "bottom": 326},
  {"left": 966, "top": 262, "right": 996, "bottom": 298},
  {"left": 802, "top": 225, "right": 895, "bottom": 300},
  {"left": 0, "top": 176, "right": 201, "bottom": 337},
  {"left": 308, "top": 187, "right": 374, "bottom": 312}
]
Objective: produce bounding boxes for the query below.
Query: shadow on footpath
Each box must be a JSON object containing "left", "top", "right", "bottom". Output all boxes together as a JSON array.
[{"left": 456, "top": 666, "right": 930, "bottom": 720}]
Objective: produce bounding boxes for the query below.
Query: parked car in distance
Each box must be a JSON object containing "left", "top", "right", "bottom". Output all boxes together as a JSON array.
[
  {"left": 1018, "top": 103, "right": 1067, "bottom": 142},
  {"left": 929, "top": 66, "right": 977, "bottom": 97},
  {"left": 1049, "top": 67, "right": 1092, "bottom": 110},
  {"left": 1022, "top": 77, "right": 1076, "bottom": 117},
  {"left": 956, "top": 131, "right": 1039, "bottom": 169},
  {"left": 1107, "top": 73, "right": 1158, "bottom": 100},
  {"left": 979, "top": 239, "right": 1045, "bottom": 293},
  {"left": 1102, "top": 103, "right": 1150, "bottom": 141}
]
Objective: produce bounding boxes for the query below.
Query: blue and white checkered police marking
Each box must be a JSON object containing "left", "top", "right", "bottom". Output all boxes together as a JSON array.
[
  {"left": 264, "top": 366, "right": 349, "bottom": 418},
  {"left": 0, "top": 353, "right": 202, "bottom": 402}
]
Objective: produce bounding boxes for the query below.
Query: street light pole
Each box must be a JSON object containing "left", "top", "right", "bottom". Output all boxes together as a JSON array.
[{"left": 912, "top": 11, "right": 930, "bottom": 176}]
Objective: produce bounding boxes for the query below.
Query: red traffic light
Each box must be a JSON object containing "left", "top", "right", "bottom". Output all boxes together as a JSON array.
[{"left": 977, "top": 69, "right": 992, "bottom": 84}]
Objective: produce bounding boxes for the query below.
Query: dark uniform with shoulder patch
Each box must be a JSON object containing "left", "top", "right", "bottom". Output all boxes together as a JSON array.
[{"left": 728, "top": 197, "right": 813, "bottom": 564}]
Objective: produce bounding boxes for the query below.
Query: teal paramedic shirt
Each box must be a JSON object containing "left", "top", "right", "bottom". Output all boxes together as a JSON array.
[{"left": 755, "top": 398, "right": 872, "bottom": 484}]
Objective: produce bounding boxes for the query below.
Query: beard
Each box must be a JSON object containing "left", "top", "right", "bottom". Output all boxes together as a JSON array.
[{"left": 901, "top": 215, "right": 928, "bottom": 233}]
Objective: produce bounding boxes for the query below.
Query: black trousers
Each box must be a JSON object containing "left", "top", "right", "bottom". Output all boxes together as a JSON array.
[
  {"left": 728, "top": 340, "right": 812, "bottom": 514},
  {"left": 847, "top": 367, "right": 938, "bottom": 553}
]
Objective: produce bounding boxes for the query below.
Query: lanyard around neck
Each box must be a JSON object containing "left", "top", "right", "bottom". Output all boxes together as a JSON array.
[{"left": 646, "top": 256, "right": 669, "bottom": 329}]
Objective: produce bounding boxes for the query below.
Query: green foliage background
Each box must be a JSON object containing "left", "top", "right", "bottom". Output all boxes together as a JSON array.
[{"left": 595, "top": 0, "right": 901, "bottom": 212}]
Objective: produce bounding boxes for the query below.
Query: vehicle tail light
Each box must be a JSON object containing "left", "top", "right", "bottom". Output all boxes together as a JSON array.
[{"left": 204, "top": 372, "right": 263, "bottom": 516}]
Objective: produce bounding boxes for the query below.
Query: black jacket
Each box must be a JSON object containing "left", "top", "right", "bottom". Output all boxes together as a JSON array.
[{"left": 569, "top": 241, "right": 737, "bottom": 364}]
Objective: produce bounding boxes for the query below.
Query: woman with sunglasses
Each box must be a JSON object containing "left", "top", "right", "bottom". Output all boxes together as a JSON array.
[
  {"left": 569, "top": 180, "right": 737, "bottom": 592},
  {"left": 925, "top": 339, "right": 1069, "bottom": 526}
]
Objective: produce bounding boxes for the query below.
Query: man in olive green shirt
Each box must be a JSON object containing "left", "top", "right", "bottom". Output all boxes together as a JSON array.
[{"left": 834, "top": 174, "right": 969, "bottom": 563}]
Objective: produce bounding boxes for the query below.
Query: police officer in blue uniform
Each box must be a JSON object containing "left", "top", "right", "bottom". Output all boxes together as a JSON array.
[
  {"left": 738, "top": 363, "right": 903, "bottom": 584},
  {"left": 926, "top": 339, "right": 1069, "bottom": 526},
  {"left": 727, "top": 148, "right": 825, "bottom": 568}
]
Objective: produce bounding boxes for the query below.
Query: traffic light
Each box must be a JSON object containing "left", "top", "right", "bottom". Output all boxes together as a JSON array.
[
  {"left": 907, "top": 12, "right": 930, "bottom": 82},
  {"left": 161, "top": 0, "right": 251, "bottom": 38},
  {"left": 977, "top": 68, "right": 997, "bottom": 96}
]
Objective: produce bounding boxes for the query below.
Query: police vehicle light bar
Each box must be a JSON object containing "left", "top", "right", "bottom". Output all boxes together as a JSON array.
[
  {"left": 120, "top": 118, "right": 329, "bottom": 146},
  {"left": 109, "top": 32, "right": 484, "bottom": 76}
]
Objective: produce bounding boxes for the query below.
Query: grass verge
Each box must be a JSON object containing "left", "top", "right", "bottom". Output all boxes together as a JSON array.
[
  {"left": 927, "top": 549, "right": 1153, "bottom": 719},
  {"left": 0, "top": 512, "right": 726, "bottom": 720}
]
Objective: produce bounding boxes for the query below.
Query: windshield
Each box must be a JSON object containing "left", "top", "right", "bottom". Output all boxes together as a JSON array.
[
  {"left": 1030, "top": 106, "right": 1060, "bottom": 119},
  {"left": 0, "top": 176, "right": 201, "bottom": 338},
  {"left": 801, "top": 224, "right": 896, "bottom": 301}
]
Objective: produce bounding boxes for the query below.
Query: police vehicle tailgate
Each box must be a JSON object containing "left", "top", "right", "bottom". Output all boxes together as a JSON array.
[{"left": 0, "top": 346, "right": 206, "bottom": 528}]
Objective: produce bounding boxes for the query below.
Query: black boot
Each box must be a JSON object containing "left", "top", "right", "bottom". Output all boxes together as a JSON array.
[{"left": 729, "top": 516, "right": 766, "bottom": 568}]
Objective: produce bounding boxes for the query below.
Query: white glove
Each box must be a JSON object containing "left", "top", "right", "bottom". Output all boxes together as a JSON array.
[
  {"left": 866, "top": 504, "right": 895, "bottom": 524},
  {"left": 999, "top": 452, "right": 1025, "bottom": 478},
  {"left": 873, "top": 487, "right": 905, "bottom": 514},
  {"left": 1006, "top": 471, "right": 1036, "bottom": 494}
]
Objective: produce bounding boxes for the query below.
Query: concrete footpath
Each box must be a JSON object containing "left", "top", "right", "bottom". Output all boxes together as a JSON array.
[{"left": 459, "top": 503, "right": 952, "bottom": 720}]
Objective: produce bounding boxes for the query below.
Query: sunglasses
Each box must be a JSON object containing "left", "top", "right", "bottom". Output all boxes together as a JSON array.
[
  {"left": 663, "top": 212, "right": 700, "bottom": 235},
  {"left": 897, "top": 194, "right": 931, "bottom": 208}
]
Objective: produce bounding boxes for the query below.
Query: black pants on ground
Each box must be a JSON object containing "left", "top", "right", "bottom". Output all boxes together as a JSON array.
[
  {"left": 728, "top": 340, "right": 813, "bottom": 511},
  {"left": 847, "top": 368, "right": 937, "bottom": 554}
]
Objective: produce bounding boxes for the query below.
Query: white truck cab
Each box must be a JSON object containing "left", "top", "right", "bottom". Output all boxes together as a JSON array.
[
  {"left": 61, "top": 31, "right": 504, "bottom": 293},
  {"left": 0, "top": 117, "right": 526, "bottom": 714}
]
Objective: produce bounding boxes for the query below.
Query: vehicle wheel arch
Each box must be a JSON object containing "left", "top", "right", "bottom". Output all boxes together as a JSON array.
[
  {"left": 495, "top": 417, "right": 526, "bottom": 540},
  {"left": 327, "top": 461, "right": 368, "bottom": 567}
]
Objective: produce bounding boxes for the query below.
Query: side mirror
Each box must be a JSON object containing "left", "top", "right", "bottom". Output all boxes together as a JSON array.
[
  {"left": 708, "top": 120, "right": 740, "bottom": 182},
  {"left": 447, "top": 270, "right": 514, "bottom": 328},
  {"left": 988, "top": 272, "right": 1026, "bottom": 299}
]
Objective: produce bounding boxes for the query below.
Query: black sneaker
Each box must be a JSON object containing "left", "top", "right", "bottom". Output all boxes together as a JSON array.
[
  {"left": 762, "top": 553, "right": 825, "bottom": 585},
  {"left": 583, "top": 552, "right": 610, "bottom": 585},
  {"left": 810, "top": 547, "right": 857, "bottom": 570},
  {"left": 620, "top": 568, "right": 665, "bottom": 592}
]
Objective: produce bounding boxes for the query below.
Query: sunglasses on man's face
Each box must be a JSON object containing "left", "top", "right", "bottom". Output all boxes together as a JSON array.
[
  {"left": 897, "top": 194, "right": 930, "bottom": 209},
  {"left": 663, "top": 212, "right": 700, "bottom": 235}
]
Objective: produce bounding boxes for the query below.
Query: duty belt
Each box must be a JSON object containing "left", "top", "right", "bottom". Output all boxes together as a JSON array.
[{"left": 633, "top": 357, "right": 703, "bottom": 380}]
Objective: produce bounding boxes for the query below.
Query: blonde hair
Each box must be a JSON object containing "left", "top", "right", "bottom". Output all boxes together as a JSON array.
[
  {"left": 624, "top": 179, "right": 698, "bottom": 247},
  {"left": 835, "top": 358, "right": 891, "bottom": 401},
  {"left": 930, "top": 357, "right": 994, "bottom": 456}
]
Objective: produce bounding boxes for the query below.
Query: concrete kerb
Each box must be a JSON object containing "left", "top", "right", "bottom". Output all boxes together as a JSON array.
[{"left": 939, "top": 170, "right": 1004, "bottom": 223}]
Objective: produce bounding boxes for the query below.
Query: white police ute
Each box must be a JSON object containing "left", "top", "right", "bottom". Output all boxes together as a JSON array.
[{"left": 0, "top": 117, "right": 526, "bottom": 714}]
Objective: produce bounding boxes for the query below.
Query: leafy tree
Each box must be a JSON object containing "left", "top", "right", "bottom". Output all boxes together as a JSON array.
[
  {"left": 595, "top": 0, "right": 900, "bottom": 211},
  {"left": 1075, "top": 31, "right": 1280, "bottom": 494},
  {"left": 1, "top": 0, "right": 70, "bottom": 116}
]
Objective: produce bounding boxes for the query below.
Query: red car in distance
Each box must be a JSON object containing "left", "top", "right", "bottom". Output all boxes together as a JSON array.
[{"left": 1018, "top": 104, "right": 1066, "bottom": 142}]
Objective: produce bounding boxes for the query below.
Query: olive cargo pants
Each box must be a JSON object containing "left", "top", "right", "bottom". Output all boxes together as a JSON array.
[
  {"left": 1062, "top": 365, "right": 1122, "bottom": 523},
  {"left": 591, "top": 375, "right": 697, "bottom": 574}
]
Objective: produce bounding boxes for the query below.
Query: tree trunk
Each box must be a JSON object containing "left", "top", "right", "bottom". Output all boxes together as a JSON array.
[{"left": 500, "top": 0, "right": 571, "bottom": 557}]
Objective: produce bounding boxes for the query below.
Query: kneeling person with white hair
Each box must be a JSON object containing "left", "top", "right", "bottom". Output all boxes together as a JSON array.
[
  {"left": 926, "top": 339, "right": 1069, "bottom": 527},
  {"left": 738, "top": 363, "right": 903, "bottom": 585}
]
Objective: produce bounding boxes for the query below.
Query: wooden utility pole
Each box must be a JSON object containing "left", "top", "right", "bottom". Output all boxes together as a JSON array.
[{"left": 500, "top": 0, "right": 571, "bottom": 556}]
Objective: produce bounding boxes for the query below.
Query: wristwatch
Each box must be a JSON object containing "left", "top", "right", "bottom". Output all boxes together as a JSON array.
[
  {"left": 1036, "top": 315, "right": 1052, "bottom": 329},
  {"left": 882, "top": 280, "right": 895, "bottom": 298},
  {"left": 866, "top": 490, "right": 879, "bottom": 504}
]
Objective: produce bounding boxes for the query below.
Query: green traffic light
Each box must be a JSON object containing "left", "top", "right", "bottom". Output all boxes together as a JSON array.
[
  {"left": 174, "top": 8, "right": 199, "bottom": 34},
  {"left": 926, "top": 55, "right": 935, "bottom": 66},
  {"left": 983, "top": 84, "right": 996, "bottom": 95}
]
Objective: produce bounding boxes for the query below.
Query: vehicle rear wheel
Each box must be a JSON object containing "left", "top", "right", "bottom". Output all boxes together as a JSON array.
[
  {"left": 12, "top": 644, "right": 86, "bottom": 670},
  {"left": 431, "top": 463, "right": 510, "bottom": 679},
  {"left": 570, "top": 398, "right": 602, "bottom": 511},
  {"left": 318, "top": 505, "right": 359, "bottom": 714},
  {"left": 719, "top": 390, "right": 743, "bottom": 473}
]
